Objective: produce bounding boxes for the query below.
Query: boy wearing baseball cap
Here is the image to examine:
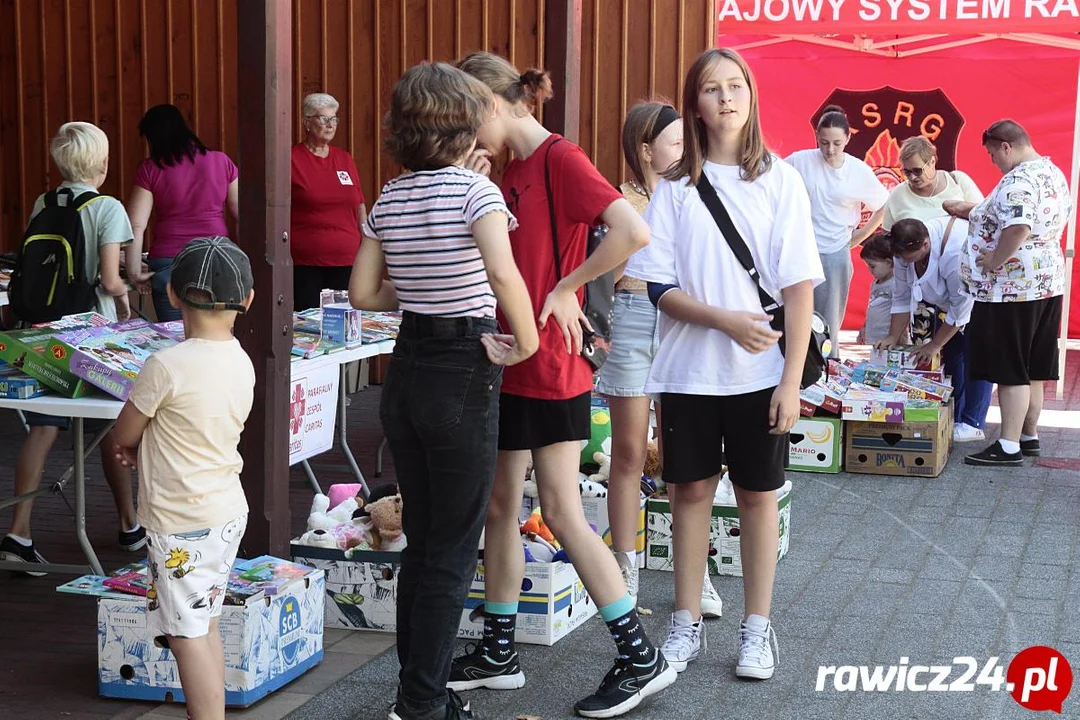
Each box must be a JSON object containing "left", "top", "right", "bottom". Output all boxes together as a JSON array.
[{"left": 112, "top": 236, "right": 256, "bottom": 720}]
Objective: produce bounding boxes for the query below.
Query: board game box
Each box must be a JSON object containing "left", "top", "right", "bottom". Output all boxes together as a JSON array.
[
  {"left": 361, "top": 311, "right": 401, "bottom": 344},
  {"left": 0, "top": 362, "right": 47, "bottom": 399}
]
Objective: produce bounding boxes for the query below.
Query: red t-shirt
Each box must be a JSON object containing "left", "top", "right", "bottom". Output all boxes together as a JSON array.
[
  {"left": 290, "top": 144, "right": 366, "bottom": 266},
  {"left": 498, "top": 135, "right": 622, "bottom": 400}
]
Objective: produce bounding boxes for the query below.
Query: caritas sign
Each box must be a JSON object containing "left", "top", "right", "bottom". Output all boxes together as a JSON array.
[
  {"left": 288, "top": 360, "right": 340, "bottom": 465},
  {"left": 716, "top": 0, "right": 1080, "bottom": 33}
]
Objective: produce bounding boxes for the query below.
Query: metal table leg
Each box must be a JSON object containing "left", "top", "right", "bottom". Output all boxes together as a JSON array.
[
  {"left": 376, "top": 436, "right": 388, "bottom": 477},
  {"left": 73, "top": 417, "right": 105, "bottom": 576},
  {"left": 336, "top": 364, "right": 370, "bottom": 500},
  {"left": 300, "top": 459, "right": 322, "bottom": 495}
]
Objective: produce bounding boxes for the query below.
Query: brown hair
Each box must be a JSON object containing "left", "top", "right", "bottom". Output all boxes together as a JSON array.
[
  {"left": 817, "top": 104, "right": 850, "bottom": 134},
  {"left": 888, "top": 218, "right": 930, "bottom": 255},
  {"left": 621, "top": 100, "right": 677, "bottom": 194},
  {"left": 455, "top": 51, "right": 553, "bottom": 115},
  {"left": 899, "top": 136, "right": 936, "bottom": 165},
  {"left": 665, "top": 48, "right": 771, "bottom": 184},
  {"left": 982, "top": 119, "right": 1031, "bottom": 148},
  {"left": 859, "top": 230, "right": 893, "bottom": 263},
  {"left": 383, "top": 62, "right": 493, "bottom": 172}
]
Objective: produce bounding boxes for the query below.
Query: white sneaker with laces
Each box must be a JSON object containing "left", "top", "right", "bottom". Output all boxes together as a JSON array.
[
  {"left": 661, "top": 610, "right": 705, "bottom": 672},
  {"left": 701, "top": 569, "right": 723, "bottom": 618},
  {"left": 736, "top": 614, "right": 778, "bottom": 680},
  {"left": 953, "top": 422, "right": 986, "bottom": 443},
  {"left": 616, "top": 551, "right": 638, "bottom": 606}
]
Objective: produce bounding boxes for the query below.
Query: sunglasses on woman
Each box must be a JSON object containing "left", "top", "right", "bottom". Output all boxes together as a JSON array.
[{"left": 902, "top": 166, "right": 926, "bottom": 178}]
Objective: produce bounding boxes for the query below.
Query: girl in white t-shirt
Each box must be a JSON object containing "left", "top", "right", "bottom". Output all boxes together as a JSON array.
[
  {"left": 857, "top": 231, "right": 903, "bottom": 346},
  {"left": 628, "top": 48, "right": 823, "bottom": 679},
  {"left": 785, "top": 105, "right": 889, "bottom": 358}
]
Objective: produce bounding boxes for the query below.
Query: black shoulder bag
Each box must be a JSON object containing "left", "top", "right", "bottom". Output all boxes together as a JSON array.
[
  {"left": 695, "top": 176, "right": 828, "bottom": 389},
  {"left": 542, "top": 139, "right": 615, "bottom": 371}
]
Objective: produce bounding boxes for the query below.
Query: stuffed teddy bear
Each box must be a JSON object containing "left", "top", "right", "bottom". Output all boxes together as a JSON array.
[
  {"left": 365, "top": 494, "right": 406, "bottom": 551},
  {"left": 588, "top": 450, "right": 611, "bottom": 485},
  {"left": 643, "top": 440, "right": 662, "bottom": 481},
  {"left": 307, "top": 494, "right": 337, "bottom": 531},
  {"left": 298, "top": 527, "right": 338, "bottom": 549}
]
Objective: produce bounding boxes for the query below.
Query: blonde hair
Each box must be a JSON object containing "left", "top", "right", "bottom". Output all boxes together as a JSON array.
[
  {"left": 622, "top": 100, "right": 676, "bottom": 194},
  {"left": 456, "top": 51, "right": 553, "bottom": 115},
  {"left": 51, "top": 122, "right": 109, "bottom": 182},
  {"left": 302, "top": 92, "right": 339, "bottom": 117},
  {"left": 384, "top": 62, "right": 494, "bottom": 171},
  {"left": 666, "top": 48, "right": 771, "bottom": 184},
  {"left": 899, "top": 136, "right": 936, "bottom": 165}
]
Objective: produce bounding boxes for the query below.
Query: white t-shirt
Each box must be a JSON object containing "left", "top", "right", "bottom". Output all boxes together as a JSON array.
[
  {"left": 627, "top": 158, "right": 825, "bottom": 397},
  {"left": 784, "top": 150, "right": 889, "bottom": 255},
  {"left": 892, "top": 217, "right": 974, "bottom": 327},
  {"left": 129, "top": 337, "right": 255, "bottom": 534},
  {"left": 864, "top": 277, "right": 895, "bottom": 344},
  {"left": 960, "top": 156, "right": 1071, "bottom": 303},
  {"left": 882, "top": 171, "right": 983, "bottom": 230}
]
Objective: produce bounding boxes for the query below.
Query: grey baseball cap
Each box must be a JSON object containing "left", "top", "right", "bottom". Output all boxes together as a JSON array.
[{"left": 169, "top": 236, "right": 254, "bottom": 313}]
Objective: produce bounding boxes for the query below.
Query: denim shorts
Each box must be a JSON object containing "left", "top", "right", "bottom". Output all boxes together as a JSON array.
[
  {"left": 148, "top": 256, "right": 182, "bottom": 322},
  {"left": 595, "top": 292, "right": 659, "bottom": 398}
]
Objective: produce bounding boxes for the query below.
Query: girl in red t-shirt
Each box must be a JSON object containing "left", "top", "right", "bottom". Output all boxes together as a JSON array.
[{"left": 451, "top": 52, "right": 676, "bottom": 718}]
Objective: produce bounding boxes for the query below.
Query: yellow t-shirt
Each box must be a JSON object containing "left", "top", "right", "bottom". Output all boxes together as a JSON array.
[{"left": 130, "top": 337, "right": 255, "bottom": 534}]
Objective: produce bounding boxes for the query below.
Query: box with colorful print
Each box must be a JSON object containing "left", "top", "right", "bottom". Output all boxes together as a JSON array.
[
  {"left": 646, "top": 481, "right": 792, "bottom": 576},
  {"left": 879, "top": 372, "right": 953, "bottom": 403},
  {"left": 361, "top": 311, "right": 402, "bottom": 344},
  {"left": 291, "top": 545, "right": 402, "bottom": 633},
  {"left": 45, "top": 319, "right": 178, "bottom": 400},
  {"left": 96, "top": 564, "right": 324, "bottom": 707},
  {"left": 841, "top": 389, "right": 907, "bottom": 423},
  {"left": 321, "top": 303, "right": 363, "bottom": 347},
  {"left": 580, "top": 495, "right": 647, "bottom": 566},
  {"left": 460, "top": 560, "right": 595, "bottom": 646},
  {"left": 0, "top": 362, "right": 46, "bottom": 399},
  {"left": 844, "top": 402, "right": 953, "bottom": 478},
  {"left": 788, "top": 417, "right": 843, "bottom": 473},
  {"left": 870, "top": 345, "right": 941, "bottom": 371},
  {"left": 12, "top": 327, "right": 100, "bottom": 398}
]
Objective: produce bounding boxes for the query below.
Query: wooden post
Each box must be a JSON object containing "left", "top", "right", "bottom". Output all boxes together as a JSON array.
[
  {"left": 235, "top": 0, "right": 293, "bottom": 558},
  {"left": 543, "top": 0, "right": 583, "bottom": 141}
]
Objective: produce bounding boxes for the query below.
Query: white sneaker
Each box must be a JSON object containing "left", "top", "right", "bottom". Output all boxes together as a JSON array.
[
  {"left": 661, "top": 610, "right": 705, "bottom": 672},
  {"left": 736, "top": 615, "right": 778, "bottom": 680},
  {"left": 953, "top": 422, "right": 986, "bottom": 443},
  {"left": 701, "top": 569, "right": 723, "bottom": 618},
  {"left": 616, "top": 551, "right": 638, "bottom": 606}
]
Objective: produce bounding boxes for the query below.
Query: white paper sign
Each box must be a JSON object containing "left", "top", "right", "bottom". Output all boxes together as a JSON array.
[{"left": 288, "top": 361, "right": 339, "bottom": 465}]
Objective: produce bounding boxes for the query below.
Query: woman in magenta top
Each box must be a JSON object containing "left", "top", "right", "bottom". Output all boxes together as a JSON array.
[
  {"left": 127, "top": 104, "right": 239, "bottom": 321},
  {"left": 290, "top": 93, "right": 368, "bottom": 310}
]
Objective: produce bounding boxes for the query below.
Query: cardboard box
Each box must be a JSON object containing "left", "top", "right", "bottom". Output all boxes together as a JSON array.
[
  {"left": 646, "top": 481, "right": 793, "bottom": 576},
  {"left": 97, "top": 567, "right": 324, "bottom": 706},
  {"left": 841, "top": 389, "right": 907, "bottom": 423},
  {"left": 322, "top": 303, "right": 362, "bottom": 347},
  {"left": 845, "top": 402, "right": 953, "bottom": 478},
  {"left": 788, "top": 417, "right": 844, "bottom": 473},
  {"left": 870, "top": 345, "right": 941, "bottom": 371},
  {"left": 292, "top": 545, "right": 595, "bottom": 646}
]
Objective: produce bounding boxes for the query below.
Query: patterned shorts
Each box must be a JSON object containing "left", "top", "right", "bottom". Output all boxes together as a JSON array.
[{"left": 145, "top": 514, "right": 247, "bottom": 639}]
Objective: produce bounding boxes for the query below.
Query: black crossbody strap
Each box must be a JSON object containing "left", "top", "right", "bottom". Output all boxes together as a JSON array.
[
  {"left": 543, "top": 137, "right": 565, "bottom": 281},
  {"left": 694, "top": 177, "right": 781, "bottom": 313}
]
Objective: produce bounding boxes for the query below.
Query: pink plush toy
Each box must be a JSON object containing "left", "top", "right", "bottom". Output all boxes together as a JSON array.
[
  {"left": 328, "top": 483, "right": 364, "bottom": 510},
  {"left": 329, "top": 521, "right": 369, "bottom": 550}
]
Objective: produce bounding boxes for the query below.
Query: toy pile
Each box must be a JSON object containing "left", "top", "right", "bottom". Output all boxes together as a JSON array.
[{"left": 295, "top": 482, "right": 407, "bottom": 554}]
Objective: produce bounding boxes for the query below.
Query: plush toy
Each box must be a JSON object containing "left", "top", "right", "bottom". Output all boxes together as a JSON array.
[
  {"left": 522, "top": 533, "right": 557, "bottom": 563},
  {"left": 643, "top": 440, "right": 662, "bottom": 481},
  {"left": 588, "top": 450, "right": 612, "bottom": 485},
  {"left": 520, "top": 507, "right": 557, "bottom": 546},
  {"left": 329, "top": 521, "right": 371, "bottom": 550},
  {"left": 579, "top": 479, "right": 608, "bottom": 498},
  {"left": 523, "top": 471, "right": 539, "bottom": 499},
  {"left": 298, "top": 528, "right": 338, "bottom": 549},
  {"left": 366, "top": 494, "right": 406, "bottom": 551},
  {"left": 307, "top": 494, "right": 337, "bottom": 531},
  {"left": 715, "top": 472, "right": 736, "bottom": 505},
  {"left": 327, "top": 483, "right": 365, "bottom": 511},
  {"left": 327, "top": 497, "right": 359, "bottom": 525}
]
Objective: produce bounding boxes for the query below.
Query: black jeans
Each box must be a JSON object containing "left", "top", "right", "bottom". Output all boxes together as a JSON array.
[{"left": 380, "top": 311, "right": 502, "bottom": 719}]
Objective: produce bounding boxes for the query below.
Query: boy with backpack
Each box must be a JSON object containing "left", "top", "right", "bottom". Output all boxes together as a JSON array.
[
  {"left": 112, "top": 236, "right": 255, "bottom": 720},
  {"left": 0, "top": 122, "right": 146, "bottom": 573}
]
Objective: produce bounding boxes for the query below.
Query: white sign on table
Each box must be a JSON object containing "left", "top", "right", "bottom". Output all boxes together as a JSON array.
[{"left": 288, "top": 359, "right": 340, "bottom": 465}]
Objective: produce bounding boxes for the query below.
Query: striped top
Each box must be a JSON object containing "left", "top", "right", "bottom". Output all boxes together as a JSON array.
[{"left": 364, "top": 167, "right": 517, "bottom": 318}]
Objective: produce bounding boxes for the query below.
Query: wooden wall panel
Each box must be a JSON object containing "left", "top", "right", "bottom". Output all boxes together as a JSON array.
[{"left": 0, "top": 0, "right": 712, "bottom": 254}]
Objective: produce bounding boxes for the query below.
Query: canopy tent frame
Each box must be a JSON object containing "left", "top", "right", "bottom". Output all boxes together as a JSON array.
[{"left": 722, "top": 31, "right": 1080, "bottom": 398}]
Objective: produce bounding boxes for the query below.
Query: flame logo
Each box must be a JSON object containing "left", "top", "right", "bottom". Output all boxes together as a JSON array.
[{"left": 864, "top": 129, "right": 904, "bottom": 192}]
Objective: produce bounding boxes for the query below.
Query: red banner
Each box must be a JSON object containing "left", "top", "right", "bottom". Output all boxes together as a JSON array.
[{"left": 717, "top": 0, "right": 1080, "bottom": 35}]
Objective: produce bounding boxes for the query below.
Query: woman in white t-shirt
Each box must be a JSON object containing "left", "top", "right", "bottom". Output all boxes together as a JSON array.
[
  {"left": 628, "top": 48, "right": 823, "bottom": 680},
  {"left": 785, "top": 105, "right": 888, "bottom": 357},
  {"left": 882, "top": 136, "right": 983, "bottom": 229}
]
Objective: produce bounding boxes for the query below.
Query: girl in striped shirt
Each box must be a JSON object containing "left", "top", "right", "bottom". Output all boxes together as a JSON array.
[{"left": 349, "top": 62, "right": 538, "bottom": 720}]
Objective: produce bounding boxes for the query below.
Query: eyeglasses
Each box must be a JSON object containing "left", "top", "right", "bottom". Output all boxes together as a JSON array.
[
  {"left": 982, "top": 128, "right": 1006, "bottom": 145},
  {"left": 901, "top": 166, "right": 925, "bottom": 178},
  {"left": 307, "top": 115, "right": 340, "bottom": 126}
]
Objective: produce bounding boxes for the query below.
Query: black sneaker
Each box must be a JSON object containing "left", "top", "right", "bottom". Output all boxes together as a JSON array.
[
  {"left": 964, "top": 441, "right": 1023, "bottom": 467},
  {"left": 0, "top": 535, "right": 48, "bottom": 577},
  {"left": 573, "top": 650, "right": 678, "bottom": 718},
  {"left": 119, "top": 526, "right": 147, "bottom": 552},
  {"left": 447, "top": 643, "right": 525, "bottom": 692},
  {"left": 1021, "top": 438, "right": 1042, "bottom": 457},
  {"left": 389, "top": 690, "right": 479, "bottom": 720}
]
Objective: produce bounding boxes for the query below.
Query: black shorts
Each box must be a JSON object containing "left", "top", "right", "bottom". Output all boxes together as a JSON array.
[
  {"left": 969, "top": 297, "right": 1061, "bottom": 385},
  {"left": 498, "top": 391, "right": 591, "bottom": 451},
  {"left": 659, "top": 388, "right": 787, "bottom": 492}
]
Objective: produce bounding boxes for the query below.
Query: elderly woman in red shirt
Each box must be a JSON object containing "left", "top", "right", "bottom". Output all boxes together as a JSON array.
[{"left": 290, "top": 92, "right": 367, "bottom": 310}]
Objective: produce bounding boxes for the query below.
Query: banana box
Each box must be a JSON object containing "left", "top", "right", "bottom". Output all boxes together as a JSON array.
[{"left": 788, "top": 417, "right": 843, "bottom": 473}]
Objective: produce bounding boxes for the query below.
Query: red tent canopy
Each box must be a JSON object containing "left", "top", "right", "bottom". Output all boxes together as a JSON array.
[{"left": 716, "top": 9, "right": 1080, "bottom": 374}]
